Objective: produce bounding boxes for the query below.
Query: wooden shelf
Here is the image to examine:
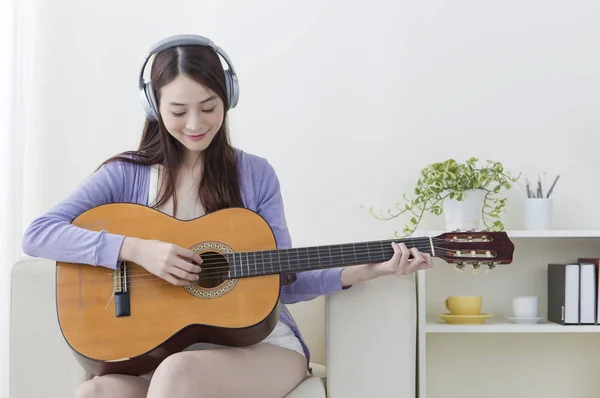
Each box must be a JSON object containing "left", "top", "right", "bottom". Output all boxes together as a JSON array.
[
  {"left": 426, "top": 320, "right": 600, "bottom": 333},
  {"left": 420, "top": 230, "right": 600, "bottom": 238}
]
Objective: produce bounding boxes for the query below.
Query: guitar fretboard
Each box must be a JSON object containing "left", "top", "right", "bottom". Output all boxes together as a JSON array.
[{"left": 224, "top": 237, "right": 432, "bottom": 278}]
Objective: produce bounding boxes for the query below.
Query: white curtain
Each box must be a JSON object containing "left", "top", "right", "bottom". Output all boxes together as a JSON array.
[{"left": 0, "top": 0, "right": 20, "bottom": 395}]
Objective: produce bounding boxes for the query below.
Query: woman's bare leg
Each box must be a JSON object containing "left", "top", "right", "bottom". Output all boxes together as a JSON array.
[
  {"left": 147, "top": 343, "right": 307, "bottom": 398},
  {"left": 74, "top": 374, "right": 149, "bottom": 398}
]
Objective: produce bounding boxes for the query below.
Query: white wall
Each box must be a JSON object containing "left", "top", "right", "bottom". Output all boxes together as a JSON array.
[
  {"left": 1, "top": 0, "right": 19, "bottom": 396},
  {"left": 7, "top": 0, "right": 600, "bottom": 396}
]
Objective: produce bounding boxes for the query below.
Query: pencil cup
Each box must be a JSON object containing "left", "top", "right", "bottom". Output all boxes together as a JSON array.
[{"left": 523, "top": 198, "right": 553, "bottom": 230}]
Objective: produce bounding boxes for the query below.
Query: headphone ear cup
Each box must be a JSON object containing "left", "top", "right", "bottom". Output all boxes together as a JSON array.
[
  {"left": 224, "top": 71, "right": 232, "bottom": 110},
  {"left": 139, "top": 83, "right": 153, "bottom": 121},
  {"left": 224, "top": 71, "right": 239, "bottom": 109},
  {"left": 144, "top": 81, "right": 160, "bottom": 121}
]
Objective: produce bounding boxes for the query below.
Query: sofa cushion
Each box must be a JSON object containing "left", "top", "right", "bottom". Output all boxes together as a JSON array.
[
  {"left": 284, "top": 376, "right": 326, "bottom": 398},
  {"left": 10, "top": 258, "right": 326, "bottom": 398}
]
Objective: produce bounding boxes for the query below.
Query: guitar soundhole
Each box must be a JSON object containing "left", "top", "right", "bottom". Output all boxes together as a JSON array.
[{"left": 195, "top": 251, "right": 229, "bottom": 289}]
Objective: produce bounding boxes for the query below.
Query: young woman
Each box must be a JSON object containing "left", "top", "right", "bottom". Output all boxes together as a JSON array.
[{"left": 21, "top": 34, "right": 434, "bottom": 398}]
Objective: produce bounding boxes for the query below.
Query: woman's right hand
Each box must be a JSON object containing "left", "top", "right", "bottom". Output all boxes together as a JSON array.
[{"left": 119, "top": 237, "right": 203, "bottom": 286}]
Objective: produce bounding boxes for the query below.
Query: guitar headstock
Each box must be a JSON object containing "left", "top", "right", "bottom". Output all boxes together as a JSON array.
[{"left": 432, "top": 230, "right": 514, "bottom": 273}]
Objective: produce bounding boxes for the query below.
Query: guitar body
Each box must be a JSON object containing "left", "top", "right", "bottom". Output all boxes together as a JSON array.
[{"left": 56, "top": 203, "right": 281, "bottom": 376}]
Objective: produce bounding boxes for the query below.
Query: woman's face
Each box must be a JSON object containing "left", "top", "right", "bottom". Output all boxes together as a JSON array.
[{"left": 158, "top": 74, "right": 225, "bottom": 156}]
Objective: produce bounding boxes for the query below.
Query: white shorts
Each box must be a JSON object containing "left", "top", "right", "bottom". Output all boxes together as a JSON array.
[{"left": 183, "top": 320, "right": 305, "bottom": 359}]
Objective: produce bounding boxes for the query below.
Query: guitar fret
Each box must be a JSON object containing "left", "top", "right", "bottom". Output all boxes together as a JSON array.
[
  {"left": 263, "top": 251, "right": 269, "bottom": 275},
  {"left": 289, "top": 249, "right": 299, "bottom": 271},
  {"left": 269, "top": 250, "right": 275, "bottom": 275},
  {"left": 329, "top": 244, "right": 342, "bottom": 267},
  {"left": 303, "top": 247, "right": 310, "bottom": 269},
  {"left": 226, "top": 253, "right": 232, "bottom": 278},
  {"left": 340, "top": 244, "right": 355, "bottom": 265},
  {"left": 284, "top": 249, "right": 291, "bottom": 272},
  {"left": 315, "top": 247, "right": 321, "bottom": 268},
  {"left": 277, "top": 249, "right": 283, "bottom": 272},
  {"left": 310, "top": 247, "right": 319, "bottom": 269},
  {"left": 259, "top": 251, "right": 265, "bottom": 276},
  {"left": 354, "top": 242, "right": 371, "bottom": 264},
  {"left": 318, "top": 246, "right": 332, "bottom": 268}
]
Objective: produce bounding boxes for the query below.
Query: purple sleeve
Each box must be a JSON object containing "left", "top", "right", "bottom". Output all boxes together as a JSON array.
[
  {"left": 21, "top": 161, "right": 127, "bottom": 269},
  {"left": 256, "top": 160, "right": 349, "bottom": 304}
]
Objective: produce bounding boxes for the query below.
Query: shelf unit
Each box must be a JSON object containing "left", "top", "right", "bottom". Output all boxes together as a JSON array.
[
  {"left": 416, "top": 229, "right": 600, "bottom": 398},
  {"left": 426, "top": 321, "right": 600, "bottom": 333}
]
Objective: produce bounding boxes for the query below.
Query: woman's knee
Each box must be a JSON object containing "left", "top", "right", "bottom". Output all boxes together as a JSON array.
[
  {"left": 148, "top": 351, "right": 218, "bottom": 396},
  {"left": 74, "top": 378, "right": 104, "bottom": 398},
  {"left": 151, "top": 351, "right": 208, "bottom": 383},
  {"left": 74, "top": 375, "right": 148, "bottom": 398}
]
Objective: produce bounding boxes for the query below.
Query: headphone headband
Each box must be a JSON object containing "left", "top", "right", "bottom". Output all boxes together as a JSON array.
[{"left": 139, "top": 34, "right": 239, "bottom": 121}]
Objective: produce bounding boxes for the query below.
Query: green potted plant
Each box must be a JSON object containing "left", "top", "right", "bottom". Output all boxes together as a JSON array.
[{"left": 363, "top": 157, "right": 520, "bottom": 238}]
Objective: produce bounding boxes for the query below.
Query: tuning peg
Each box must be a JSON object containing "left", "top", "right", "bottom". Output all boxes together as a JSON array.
[
  {"left": 454, "top": 262, "right": 465, "bottom": 272},
  {"left": 472, "top": 262, "right": 480, "bottom": 274},
  {"left": 486, "top": 262, "right": 496, "bottom": 274}
]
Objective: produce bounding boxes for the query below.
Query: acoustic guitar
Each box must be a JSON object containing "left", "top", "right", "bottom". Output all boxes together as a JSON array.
[{"left": 55, "top": 203, "right": 515, "bottom": 376}]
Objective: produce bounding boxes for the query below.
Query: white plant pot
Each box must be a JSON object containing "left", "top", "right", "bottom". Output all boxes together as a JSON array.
[{"left": 442, "top": 189, "right": 486, "bottom": 231}]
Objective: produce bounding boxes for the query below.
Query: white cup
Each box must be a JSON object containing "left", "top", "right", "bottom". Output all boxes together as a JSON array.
[
  {"left": 512, "top": 296, "right": 539, "bottom": 318},
  {"left": 523, "top": 198, "right": 553, "bottom": 230}
]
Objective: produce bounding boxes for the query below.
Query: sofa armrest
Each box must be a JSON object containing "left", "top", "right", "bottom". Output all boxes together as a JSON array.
[
  {"left": 10, "top": 258, "right": 85, "bottom": 398},
  {"left": 324, "top": 274, "right": 417, "bottom": 398}
]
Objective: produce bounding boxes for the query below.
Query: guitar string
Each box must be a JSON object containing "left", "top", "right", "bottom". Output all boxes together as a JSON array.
[
  {"left": 120, "top": 261, "right": 489, "bottom": 285},
  {"left": 96, "top": 262, "right": 439, "bottom": 290},
  {"left": 97, "top": 260, "right": 439, "bottom": 288},
  {"left": 92, "top": 246, "right": 498, "bottom": 286},
  {"left": 117, "top": 244, "right": 488, "bottom": 280},
  {"left": 116, "top": 236, "right": 458, "bottom": 269},
  {"left": 176, "top": 236, "right": 451, "bottom": 260},
  {"left": 151, "top": 238, "right": 450, "bottom": 263},
  {"left": 94, "top": 259, "right": 486, "bottom": 290},
  {"left": 119, "top": 242, "right": 454, "bottom": 278}
]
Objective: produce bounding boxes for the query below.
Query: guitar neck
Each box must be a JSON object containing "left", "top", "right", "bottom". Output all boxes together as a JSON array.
[{"left": 224, "top": 237, "right": 434, "bottom": 278}]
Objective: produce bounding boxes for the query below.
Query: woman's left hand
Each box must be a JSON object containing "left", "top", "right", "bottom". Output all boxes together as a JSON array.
[
  {"left": 368, "top": 241, "right": 434, "bottom": 277},
  {"left": 340, "top": 242, "right": 434, "bottom": 287}
]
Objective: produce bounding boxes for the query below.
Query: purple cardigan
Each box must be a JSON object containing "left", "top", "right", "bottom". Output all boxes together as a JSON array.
[{"left": 21, "top": 148, "right": 348, "bottom": 365}]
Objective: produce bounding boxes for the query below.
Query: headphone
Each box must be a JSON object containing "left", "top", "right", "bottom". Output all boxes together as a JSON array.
[{"left": 138, "top": 34, "right": 240, "bottom": 121}]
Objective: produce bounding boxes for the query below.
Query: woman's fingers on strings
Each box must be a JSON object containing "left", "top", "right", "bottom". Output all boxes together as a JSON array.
[
  {"left": 177, "top": 246, "right": 203, "bottom": 265},
  {"left": 398, "top": 242, "right": 411, "bottom": 267},
  {"left": 409, "top": 247, "right": 424, "bottom": 264},
  {"left": 390, "top": 242, "right": 402, "bottom": 270},
  {"left": 172, "top": 261, "right": 200, "bottom": 281},
  {"left": 409, "top": 252, "right": 433, "bottom": 272},
  {"left": 422, "top": 253, "right": 434, "bottom": 268},
  {"left": 175, "top": 257, "right": 202, "bottom": 274}
]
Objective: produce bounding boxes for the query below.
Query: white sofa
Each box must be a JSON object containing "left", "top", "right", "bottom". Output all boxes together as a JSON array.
[{"left": 10, "top": 257, "right": 417, "bottom": 397}]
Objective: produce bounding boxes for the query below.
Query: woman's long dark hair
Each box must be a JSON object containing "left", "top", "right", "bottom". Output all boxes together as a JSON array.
[{"left": 102, "top": 45, "right": 243, "bottom": 215}]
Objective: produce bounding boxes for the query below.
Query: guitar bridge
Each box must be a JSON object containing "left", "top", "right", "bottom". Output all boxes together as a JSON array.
[{"left": 113, "top": 262, "right": 131, "bottom": 317}]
